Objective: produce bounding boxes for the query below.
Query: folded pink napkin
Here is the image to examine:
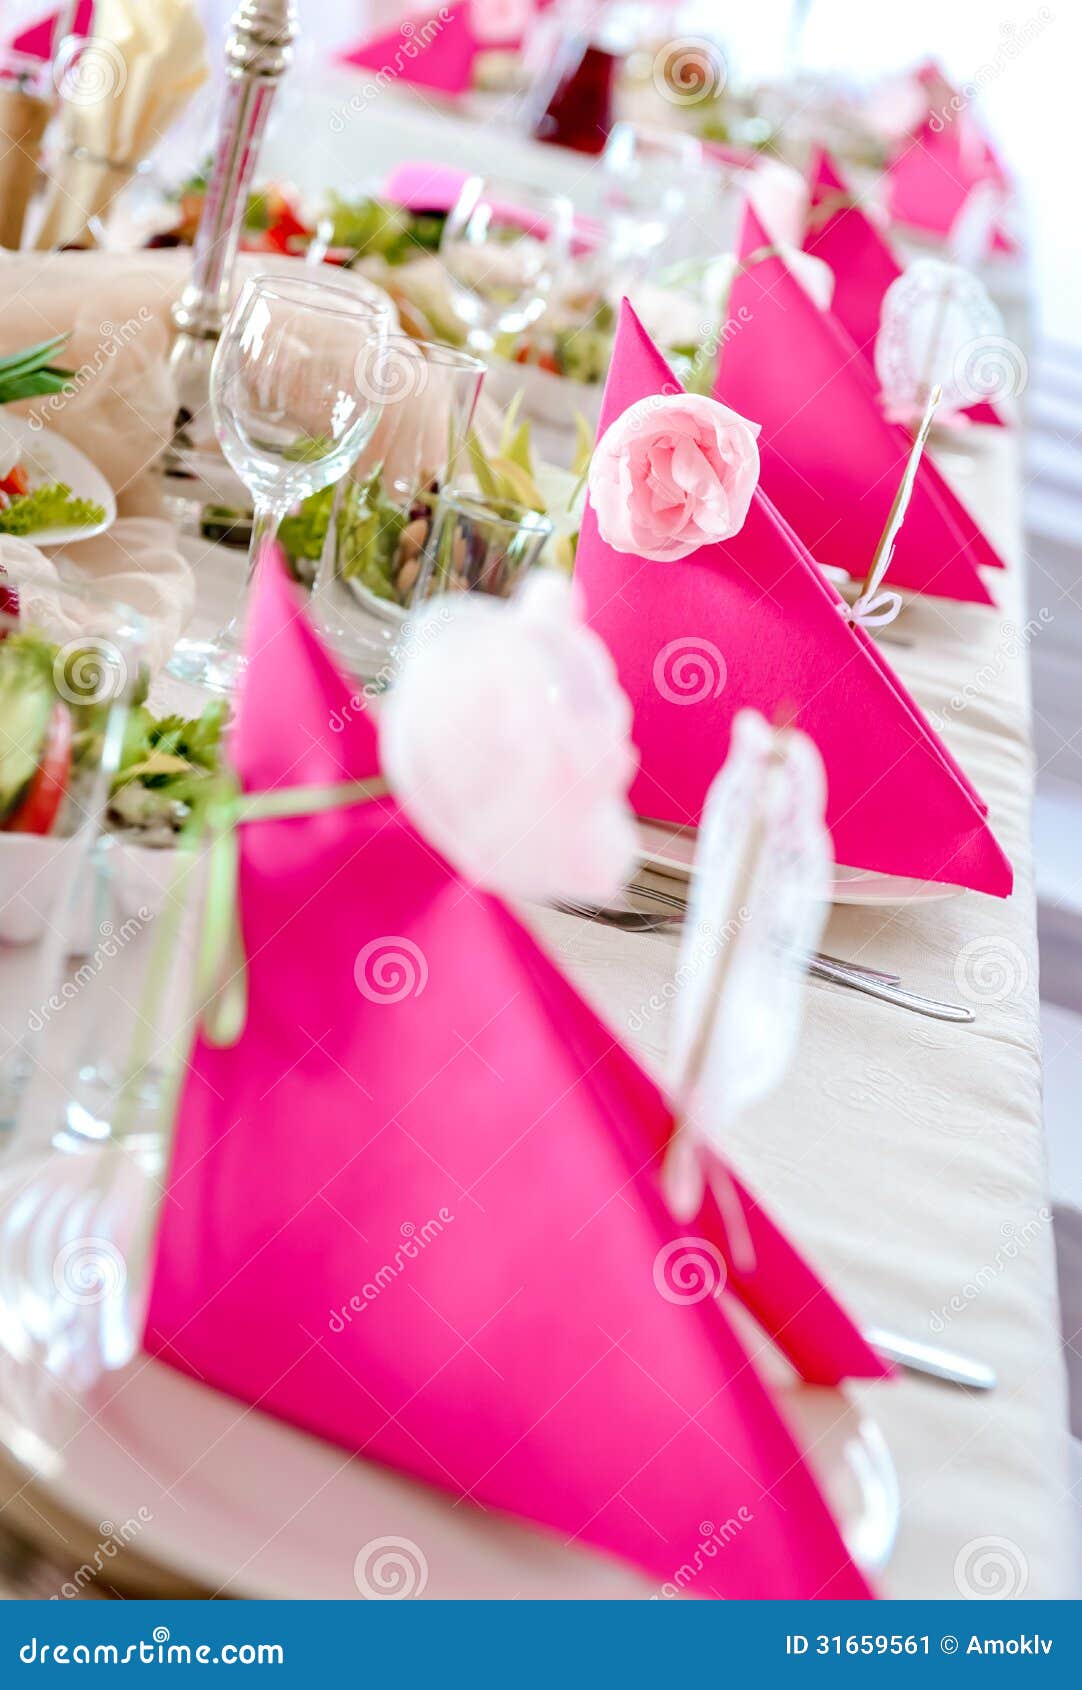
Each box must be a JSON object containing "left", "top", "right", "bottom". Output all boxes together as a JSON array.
[
  {"left": 717, "top": 203, "right": 1007, "bottom": 599},
  {"left": 574, "top": 302, "right": 1012, "bottom": 897},
  {"left": 9, "top": 1, "right": 92, "bottom": 56},
  {"left": 144, "top": 552, "right": 890, "bottom": 1600},
  {"left": 337, "top": 3, "right": 479, "bottom": 97},
  {"left": 805, "top": 149, "right": 1003, "bottom": 427},
  {"left": 884, "top": 64, "right": 1017, "bottom": 255},
  {"left": 382, "top": 160, "right": 474, "bottom": 213},
  {"left": 701, "top": 138, "right": 759, "bottom": 170},
  {"left": 381, "top": 160, "right": 603, "bottom": 251}
]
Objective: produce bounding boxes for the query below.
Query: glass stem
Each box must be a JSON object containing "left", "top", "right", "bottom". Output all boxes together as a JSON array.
[
  {"left": 248, "top": 500, "right": 285, "bottom": 583},
  {"left": 217, "top": 499, "right": 285, "bottom": 652}
]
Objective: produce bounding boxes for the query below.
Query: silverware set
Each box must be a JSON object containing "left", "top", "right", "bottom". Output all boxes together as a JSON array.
[
  {"left": 558, "top": 881, "right": 975, "bottom": 1024},
  {"left": 554, "top": 883, "right": 993, "bottom": 1391}
]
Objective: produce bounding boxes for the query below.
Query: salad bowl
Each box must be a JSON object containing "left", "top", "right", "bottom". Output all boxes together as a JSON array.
[
  {"left": 0, "top": 417, "right": 116, "bottom": 549},
  {"left": 0, "top": 605, "right": 219, "bottom": 946}
]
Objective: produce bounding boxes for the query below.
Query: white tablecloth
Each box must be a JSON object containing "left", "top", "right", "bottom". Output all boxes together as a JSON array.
[
  {"left": 0, "top": 257, "right": 1070, "bottom": 1597},
  {"left": 525, "top": 425, "right": 1072, "bottom": 1598},
  {"left": 155, "top": 421, "right": 1070, "bottom": 1598}
]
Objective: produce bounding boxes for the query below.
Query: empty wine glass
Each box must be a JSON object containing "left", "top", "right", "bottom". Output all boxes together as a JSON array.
[
  {"left": 598, "top": 123, "right": 709, "bottom": 280},
  {"left": 439, "top": 175, "right": 574, "bottom": 355},
  {"left": 167, "top": 272, "right": 390, "bottom": 695}
]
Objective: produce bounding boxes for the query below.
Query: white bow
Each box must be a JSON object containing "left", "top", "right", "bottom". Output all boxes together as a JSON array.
[
  {"left": 839, "top": 588, "right": 904, "bottom": 630},
  {"left": 842, "top": 386, "right": 940, "bottom": 637}
]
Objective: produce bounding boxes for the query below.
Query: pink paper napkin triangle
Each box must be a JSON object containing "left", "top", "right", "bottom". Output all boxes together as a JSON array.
[
  {"left": 144, "top": 552, "right": 891, "bottom": 1600},
  {"left": 805, "top": 149, "right": 1003, "bottom": 427},
  {"left": 382, "top": 160, "right": 603, "bottom": 251},
  {"left": 337, "top": 3, "right": 479, "bottom": 97},
  {"left": 234, "top": 552, "right": 381, "bottom": 792},
  {"left": 10, "top": 1, "right": 93, "bottom": 56},
  {"left": 574, "top": 302, "right": 1012, "bottom": 897},
  {"left": 717, "top": 203, "right": 1007, "bottom": 596},
  {"left": 884, "top": 69, "right": 1018, "bottom": 255}
]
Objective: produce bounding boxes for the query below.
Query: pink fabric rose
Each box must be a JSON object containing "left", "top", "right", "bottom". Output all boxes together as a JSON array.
[{"left": 588, "top": 394, "right": 761, "bottom": 562}]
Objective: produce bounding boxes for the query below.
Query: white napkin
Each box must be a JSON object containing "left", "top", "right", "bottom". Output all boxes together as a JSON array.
[
  {"left": 0, "top": 250, "right": 200, "bottom": 666},
  {"left": 1, "top": 528, "right": 194, "bottom": 675},
  {"left": 35, "top": 0, "right": 208, "bottom": 251}
]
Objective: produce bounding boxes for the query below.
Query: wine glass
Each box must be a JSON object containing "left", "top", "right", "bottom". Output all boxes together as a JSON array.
[
  {"left": 311, "top": 336, "right": 485, "bottom": 681},
  {"left": 598, "top": 123, "right": 709, "bottom": 280},
  {"left": 439, "top": 175, "right": 574, "bottom": 355},
  {"left": 167, "top": 272, "right": 390, "bottom": 695}
]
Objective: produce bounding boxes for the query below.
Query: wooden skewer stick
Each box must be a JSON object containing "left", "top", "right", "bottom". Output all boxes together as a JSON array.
[{"left": 857, "top": 382, "right": 942, "bottom": 608}]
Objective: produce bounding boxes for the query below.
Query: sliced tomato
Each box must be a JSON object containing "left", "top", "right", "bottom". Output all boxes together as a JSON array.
[
  {"left": 0, "top": 464, "right": 29, "bottom": 499},
  {"left": 263, "top": 202, "right": 310, "bottom": 254},
  {"left": 3, "top": 700, "right": 73, "bottom": 835},
  {"left": 512, "top": 346, "right": 560, "bottom": 373}
]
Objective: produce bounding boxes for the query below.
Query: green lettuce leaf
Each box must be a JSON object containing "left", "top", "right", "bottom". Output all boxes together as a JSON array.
[{"left": 0, "top": 483, "right": 106, "bottom": 535}]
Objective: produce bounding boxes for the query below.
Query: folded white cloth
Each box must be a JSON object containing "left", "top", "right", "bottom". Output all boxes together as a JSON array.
[
  {"left": 0, "top": 250, "right": 183, "bottom": 500},
  {"left": 0, "top": 251, "right": 191, "bottom": 668},
  {"left": 0, "top": 526, "right": 193, "bottom": 675}
]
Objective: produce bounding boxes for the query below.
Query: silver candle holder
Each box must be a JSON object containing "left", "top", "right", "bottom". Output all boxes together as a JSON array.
[{"left": 163, "top": 0, "right": 298, "bottom": 521}]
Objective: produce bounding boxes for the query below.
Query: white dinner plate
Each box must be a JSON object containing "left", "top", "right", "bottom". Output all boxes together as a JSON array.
[
  {"left": 0, "top": 1331, "right": 896, "bottom": 1599},
  {"left": 0, "top": 1148, "right": 897, "bottom": 1599},
  {"left": 1, "top": 417, "right": 116, "bottom": 547},
  {"left": 636, "top": 818, "right": 965, "bottom": 907}
]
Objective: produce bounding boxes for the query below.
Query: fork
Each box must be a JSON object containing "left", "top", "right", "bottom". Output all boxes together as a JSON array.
[
  {"left": 621, "top": 881, "right": 902, "bottom": 983},
  {"left": 557, "top": 887, "right": 974, "bottom": 1024}
]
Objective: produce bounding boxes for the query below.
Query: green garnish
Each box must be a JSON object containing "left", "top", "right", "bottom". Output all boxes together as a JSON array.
[
  {"left": 108, "top": 697, "right": 228, "bottom": 838},
  {"left": 0, "top": 336, "right": 75, "bottom": 405},
  {"left": 278, "top": 483, "right": 336, "bottom": 569},
  {"left": 0, "top": 483, "right": 106, "bottom": 536},
  {"left": 0, "top": 628, "right": 223, "bottom": 843},
  {"left": 466, "top": 400, "right": 546, "bottom": 512},
  {"left": 0, "top": 630, "right": 147, "bottom": 833},
  {"left": 334, "top": 471, "right": 412, "bottom": 600},
  {"left": 324, "top": 193, "right": 447, "bottom": 265}
]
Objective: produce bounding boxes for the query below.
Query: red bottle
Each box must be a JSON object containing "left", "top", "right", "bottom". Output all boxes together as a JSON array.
[{"left": 531, "top": 36, "right": 620, "bottom": 156}]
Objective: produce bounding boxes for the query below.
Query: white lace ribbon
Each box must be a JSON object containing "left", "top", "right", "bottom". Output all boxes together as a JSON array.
[{"left": 839, "top": 587, "right": 904, "bottom": 629}]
